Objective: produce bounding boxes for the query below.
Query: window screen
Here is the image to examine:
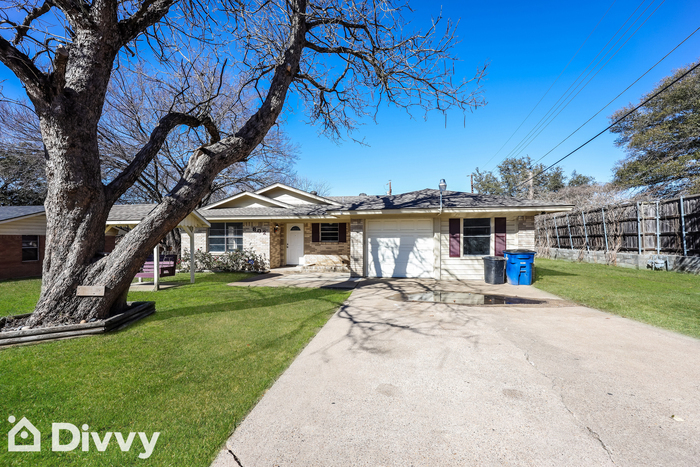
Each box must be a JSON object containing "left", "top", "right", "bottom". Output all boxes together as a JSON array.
[
  {"left": 320, "top": 223, "right": 339, "bottom": 242},
  {"left": 22, "top": 235, "right": 39, "bottom": 261},
  {"left": 209, "top": 222, "right": 243, "bottom": 252},
  {"left": 463, "top": 219, "right": 490, "bottom": 255}
]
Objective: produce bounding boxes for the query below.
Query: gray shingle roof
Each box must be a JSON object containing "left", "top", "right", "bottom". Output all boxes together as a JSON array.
[
  {"left": 106, "top": 204, "right": 158, "bottom": 221},
  {"left": 199, "top": 189, "right": 571, "bottom": 219},
  {"left": 329, "top": 189, "right": 571, "bottom": 211},
  {"left": 0, "top": 206, "right": 45, "bottom": 222},
  {"left": 201, "top": 205, "right": 331, "bottom": 218}
]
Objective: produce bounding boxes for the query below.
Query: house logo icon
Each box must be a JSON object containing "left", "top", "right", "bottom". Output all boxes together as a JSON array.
[{"left": 7, "top": 416, "right": 41, "bottom": 452}]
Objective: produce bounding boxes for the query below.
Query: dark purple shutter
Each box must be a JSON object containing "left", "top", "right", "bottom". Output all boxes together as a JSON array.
[
  {"left": 449, "top": 218, "right": 460, "bottom": 257},
  {"left": 495, "top": 217, "right": 506, "bottom": 257},
  {"left": 311, "top": 223, "right": 320, "bottom": 242},
  {"left": 338, "top": 223, "right": 347, "bottom": 243}
]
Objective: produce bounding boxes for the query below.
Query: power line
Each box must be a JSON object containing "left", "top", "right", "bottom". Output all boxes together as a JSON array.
[
  {"left": 503, "top": 0, "right": 664, "bottom": 163},
  {"left": 478, "top": 0, "right": 619, "bottom": 171},
  {"left": 517, "top": 59, "right": 700, "bottom": 189},
  {"left": 531, "top": 24, "right": 700, "bottom": 166}
]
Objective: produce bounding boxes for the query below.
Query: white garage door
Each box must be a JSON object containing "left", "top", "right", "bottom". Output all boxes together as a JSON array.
[{"left": 367, "top": 219, "right": 434, "bottom": 278}]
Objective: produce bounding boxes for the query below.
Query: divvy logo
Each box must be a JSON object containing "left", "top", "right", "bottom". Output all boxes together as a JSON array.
[{"left": 7, "top": 416, "right": 160, "bottom": 459}]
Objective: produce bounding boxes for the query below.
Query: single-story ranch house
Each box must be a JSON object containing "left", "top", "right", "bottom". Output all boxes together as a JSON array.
[
  {"left": 189, "top": 183, "right": 572, "bottom": 280},
  {"left": 0, "top": 183, "right": 572, "bottom": 282}
]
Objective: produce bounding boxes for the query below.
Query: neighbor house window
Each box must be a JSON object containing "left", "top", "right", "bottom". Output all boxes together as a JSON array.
[
  {"left": 22, "top": 235, "right": 39, "bottom": 262},
  {"left": 209, "top": 222, "right": 243, "bottom": 252},
  {"left": 463, "top": 219, "right": 490, "bottom": 255},
  {"left": 320, "top": 223, "right": 339, "bottom": 242}
]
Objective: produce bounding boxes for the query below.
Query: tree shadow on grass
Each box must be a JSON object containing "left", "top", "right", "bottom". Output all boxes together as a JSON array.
[
  {"left": 143, "top": 286, "right": 347, "bottom": 322},
  {"left": 535, "top": 266, "right": 578, "bottom": 280}
]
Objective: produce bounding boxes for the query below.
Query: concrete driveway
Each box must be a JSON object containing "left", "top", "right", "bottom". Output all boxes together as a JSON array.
[{"left": 212, "top": 279, "right": 700, "bottom": 466}]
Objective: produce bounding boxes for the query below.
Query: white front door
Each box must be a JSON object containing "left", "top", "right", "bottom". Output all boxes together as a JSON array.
[{"left": 286, "top": 224, "right": 304, "bottom": 265}]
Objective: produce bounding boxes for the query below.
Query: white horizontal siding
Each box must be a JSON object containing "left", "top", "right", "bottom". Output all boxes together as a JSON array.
[
  {"left": 0, "top": 214, "right": 47, "bottom": 235},
  {"left": 439, "top": 214, "right": 521, "bottom": 280}
]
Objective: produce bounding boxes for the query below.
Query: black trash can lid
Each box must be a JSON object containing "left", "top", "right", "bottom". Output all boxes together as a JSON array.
[
  {"left": 503, "top": 249, "right": 536, "bottom": 255},
  {"left": 482, "top": 256, "right": 506, "bottom": 261}
]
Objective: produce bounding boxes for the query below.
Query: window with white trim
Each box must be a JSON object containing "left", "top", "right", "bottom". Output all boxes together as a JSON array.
[
  {"left": 22, "top": 235, "right": 39, "bottom": 262},
  {"left": 462, "top": 219, "right": 490, "bottom": 255},
  {"left": 209, "top": 222, "right": 243, "bottom": 252}
]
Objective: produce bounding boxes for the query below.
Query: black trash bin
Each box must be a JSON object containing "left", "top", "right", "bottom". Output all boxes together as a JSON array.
[{"left": 483, "top": 256, "right": 506, "bottom": 284}]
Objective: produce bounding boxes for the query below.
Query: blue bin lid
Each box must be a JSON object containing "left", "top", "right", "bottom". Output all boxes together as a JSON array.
[{"left": 503, "top": 250, "right": 536, "bottom": 255}]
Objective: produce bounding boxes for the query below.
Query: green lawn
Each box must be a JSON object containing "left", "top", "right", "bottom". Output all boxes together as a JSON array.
[
  {"left": 0, "top": 273, "right": 350, "bottom": 466},
  {"left": 534, "top": 258, "right": 700, "bottom": 339}
]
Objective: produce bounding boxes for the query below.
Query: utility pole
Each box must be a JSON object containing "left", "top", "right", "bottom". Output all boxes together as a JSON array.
[
  {"left": 528, "top": 170, "right": 534, "bottom": 200},
  {"left": 470, "top": 174, "right": 474, "bottom": 193}
]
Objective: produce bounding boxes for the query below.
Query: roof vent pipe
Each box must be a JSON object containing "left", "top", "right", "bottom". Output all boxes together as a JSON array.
[{"left": 310, "top": 191, "right": 318, "bottom": 195}]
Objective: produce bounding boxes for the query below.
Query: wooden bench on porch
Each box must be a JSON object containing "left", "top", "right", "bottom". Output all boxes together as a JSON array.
[{"left": 136, "top": 255, "right": 177, "bottom": 281}]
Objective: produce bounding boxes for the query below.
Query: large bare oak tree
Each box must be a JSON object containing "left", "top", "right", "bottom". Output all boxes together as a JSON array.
[{"left": 0, "top": 0, "right": 486, "bottom": 327}]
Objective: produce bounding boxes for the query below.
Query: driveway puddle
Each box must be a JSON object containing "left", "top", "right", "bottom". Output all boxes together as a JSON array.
[{"left": 390, "top": 291, "right": 545, "bottom": 306}]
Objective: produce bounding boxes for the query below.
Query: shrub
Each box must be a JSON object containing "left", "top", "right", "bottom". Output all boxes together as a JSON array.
[{"left": 180, "top": 248, "right": 268, "bottom": 273}]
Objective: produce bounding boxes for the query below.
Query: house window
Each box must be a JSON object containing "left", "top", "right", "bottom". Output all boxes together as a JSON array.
[
  {"left": 209, "top": 222, "right": 243, "bottom": 252},
  {"left": 22, "top": 235, "right": 39, "bottom": 262},
  {"left": 320, "top": 223, "right": 339, "bottom": 242},
  {"left": 463, "top": 219, "right": 490, "bottom": 255}
]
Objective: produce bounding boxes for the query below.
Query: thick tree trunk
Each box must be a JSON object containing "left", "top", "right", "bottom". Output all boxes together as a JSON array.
[{"left": 23, "top": 0, "right": 307, "bottom": 328}]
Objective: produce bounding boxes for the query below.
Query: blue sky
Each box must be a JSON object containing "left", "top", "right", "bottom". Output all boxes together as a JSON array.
[
  {"left": 1, "top": 0, "right": 698, "bottom": 197},
  {"left": 284, "top": 0, "right": 700, "bottom": 196}
]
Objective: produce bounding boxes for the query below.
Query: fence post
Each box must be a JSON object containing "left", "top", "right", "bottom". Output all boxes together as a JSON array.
[
  {"left": 637, "top": 202, "right": 642, "bottom": 254},
  {"left": 582, "top": 211, "right": 589, "bottom": 252},
  {"left": 554, "top": 215, "right": 561, "bottom": 249},
  {"left": 602, "top": 207, "right": 609, "bottom": 252},
  {"left": 655, "top": 201, "right": 660, "bottom": 254},
  {"left": 680, "top": 196, "right": 687, "bottom": 256},
  {"left": 566, "top": 214, "right": 573, "bottom": 249}
]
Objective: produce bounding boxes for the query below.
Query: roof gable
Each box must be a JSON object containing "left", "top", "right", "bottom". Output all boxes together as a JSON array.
[
  {"left": 255, "top": 183, "right": 340, "bottom": 206},
  {"left": 205, "top": 192, "right": 293, "bottom": 209}
]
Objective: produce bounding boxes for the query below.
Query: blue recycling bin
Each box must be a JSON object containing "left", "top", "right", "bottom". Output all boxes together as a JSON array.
[{"left": 503, "top": 250, "right": 536, "bottom": 285}]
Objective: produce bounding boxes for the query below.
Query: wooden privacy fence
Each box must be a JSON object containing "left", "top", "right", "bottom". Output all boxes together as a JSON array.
[{"left": 535, "top": 194, "right": 700, "bottom": 256}]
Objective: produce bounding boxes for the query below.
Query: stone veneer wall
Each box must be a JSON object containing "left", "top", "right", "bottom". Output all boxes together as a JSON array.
[
  {"left": 540, "top": 247, "right": 700, "bottom": 273},
  {"left": 269, "top": 222, "right": 285, "bottom": 268},
  {"left": 303, "top": 222, "right": 351, "bottom": 272},
  {"left": 350, "top": 219, "right": 364, "bottom": 277}
]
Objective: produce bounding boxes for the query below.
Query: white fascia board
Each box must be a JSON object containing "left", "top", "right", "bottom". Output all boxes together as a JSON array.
[
  {"left": 107, "top": 211, "right": 211, "bottom": 229},
  {"left": 206, "top": 191, "right": 293, "bottom": 209},
  {"left": 203, "top": 215, "right": 340, "bottom": 221},
  {"left": 254, "top": 183, "right": 342, "bottom": 206},
  {"left": 0, "top": 211, "right": 46, "bottom": 226}
]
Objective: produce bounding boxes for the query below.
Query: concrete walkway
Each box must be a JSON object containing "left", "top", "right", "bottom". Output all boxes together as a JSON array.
[{"left": 212, "top": 279, "right": 700, "bottom": 466}]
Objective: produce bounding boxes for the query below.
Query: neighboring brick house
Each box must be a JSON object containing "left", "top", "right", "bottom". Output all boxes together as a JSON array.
[
  {"left": 0, "top": 204, "right": 209, "bottom": 282},
  {"left": 0, "top": 206, "right": 117, "bottom": 281},
  {"left": 190, "top": 183, "right": 573, "bottom": 279}
]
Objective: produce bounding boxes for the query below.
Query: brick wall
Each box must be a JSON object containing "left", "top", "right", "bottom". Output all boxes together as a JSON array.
[
  {"left": 243, "top": 222, "right": 270, "bottom": 267},
  {"left": 350, "top": 219, "right": 364, "bottom": 277},
  {"left": 303, "top": 222, "right": 350, "bottom": 271},
  {"left": 0, "top": 235, "right": 45, "bottom": 281},
  {"left": 180, "top": 228, "right": 208, "bottom": 257}
]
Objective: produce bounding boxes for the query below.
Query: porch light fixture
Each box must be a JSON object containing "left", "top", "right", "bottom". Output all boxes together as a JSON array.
[{"left": 439, "top": 179, "right": 447, "bottom": 212}]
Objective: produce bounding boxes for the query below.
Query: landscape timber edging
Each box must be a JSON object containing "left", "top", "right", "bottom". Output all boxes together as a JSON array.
[{"left": 0, "top": 301, "right": 156, "bottom": 348}]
